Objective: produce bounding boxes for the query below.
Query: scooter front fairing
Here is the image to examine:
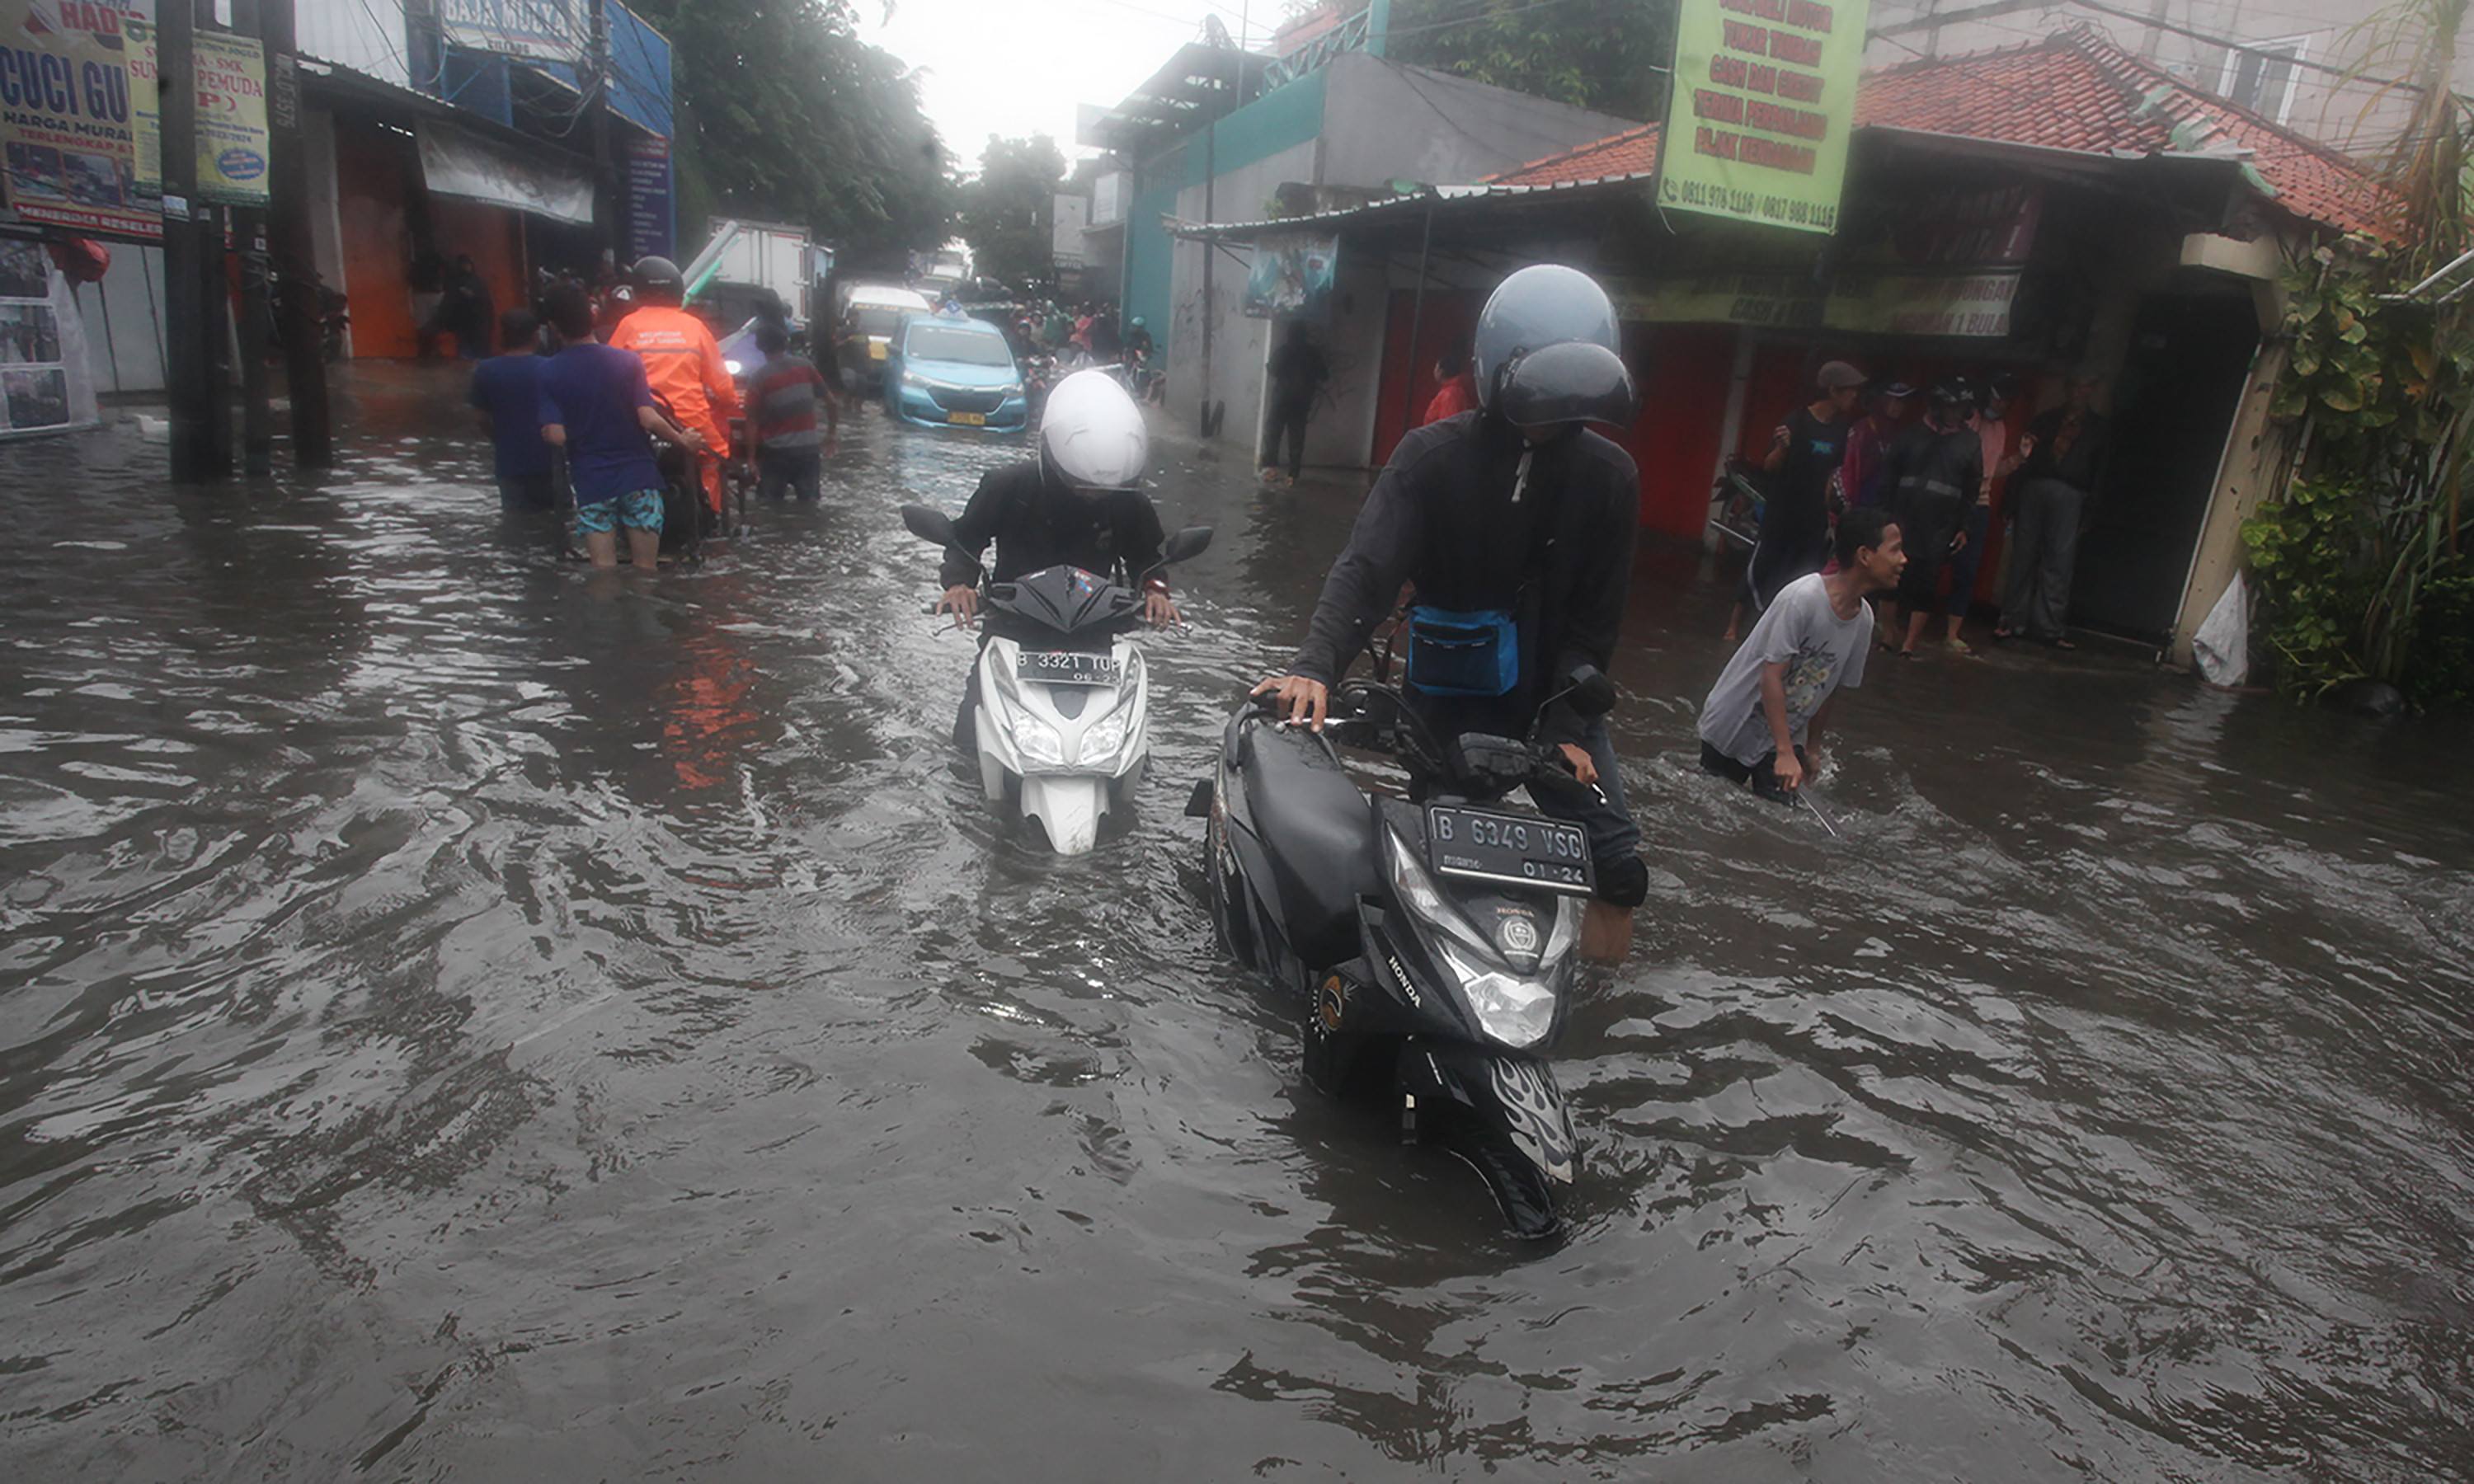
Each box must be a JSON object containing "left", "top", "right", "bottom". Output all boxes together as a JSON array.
[{"left": 971, "top": 632, "right": 1149, "bottom": 853}]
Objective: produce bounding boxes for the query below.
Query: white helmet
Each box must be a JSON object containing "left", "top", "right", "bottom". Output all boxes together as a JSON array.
[{"left": 1041, "top": 369, "right": 1148, "bottom": 490}]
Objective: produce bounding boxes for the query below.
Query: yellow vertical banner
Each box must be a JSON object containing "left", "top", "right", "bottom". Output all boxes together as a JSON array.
[
  {"left": 125, "top": 17, "right": 269, "bottom": 207},
  {"left": 1655, "top": 0, "right": 1870, "bottom": 235}
]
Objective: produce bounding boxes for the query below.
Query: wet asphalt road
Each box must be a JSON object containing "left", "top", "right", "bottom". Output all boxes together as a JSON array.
[{"left": 1, "top": 363, "right": 2468, "bottom": 1481}]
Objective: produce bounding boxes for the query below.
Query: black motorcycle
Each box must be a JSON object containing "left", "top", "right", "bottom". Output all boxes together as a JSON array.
[{"left": 1192, "top": 666, "right": 1617, "bottom": 1238}]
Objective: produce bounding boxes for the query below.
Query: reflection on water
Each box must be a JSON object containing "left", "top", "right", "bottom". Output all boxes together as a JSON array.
[{"left": 1, "top": 364, "right": 2468, "bottom": 1480}]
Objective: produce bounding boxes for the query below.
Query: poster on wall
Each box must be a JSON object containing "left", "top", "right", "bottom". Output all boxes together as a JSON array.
[
  {"left": 1655, "top": 0, "right": 1870, "bottom": 235},
  {"left": 1243, "top": 232, "right": 1337, "bottom": 319},
  {"left": 0, "top": 239, "right": 79, "bottom": 434},
  {"left": 0, "top": 0, "right": 157, "bottom": 239},
  {"left": 125, "top": 18, "right": 270, "bottom": 207}
]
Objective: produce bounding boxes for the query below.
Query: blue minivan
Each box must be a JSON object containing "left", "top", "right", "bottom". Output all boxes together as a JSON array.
[{"left": 883, "top": 314, "right": 1030, "bottom": 432}]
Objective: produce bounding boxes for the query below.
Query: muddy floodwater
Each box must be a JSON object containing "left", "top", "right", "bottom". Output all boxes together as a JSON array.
[{"left": 2, "top": 365, "right": 2469, "bottom": 1481}]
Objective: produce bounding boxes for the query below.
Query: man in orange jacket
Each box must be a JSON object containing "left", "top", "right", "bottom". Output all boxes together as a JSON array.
[{"left": 609, "top": 256, "right": 738, "bottom": 516}]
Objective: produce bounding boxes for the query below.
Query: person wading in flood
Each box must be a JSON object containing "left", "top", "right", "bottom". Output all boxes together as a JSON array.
[
  {"left": 1258, "top": 321, "right": 1329, "bottom": 485},
  {"left": 1880, "top": 375, "right": 1985, "bottom": 659},
  {"left": 468, "top": 307, "right": 558, "bottom": 513},
  {"left": 1698, "top": 505, "right": 1906, "bottom": 801},
  {"left": 609, "top": 256, "right": 739, "bottom": 524},
  {"left": 536, "top": 284, "right": 706, "bottom": 571},
  {"left": 1252, "top": 265, "right": 1646, "bottom": 960}
]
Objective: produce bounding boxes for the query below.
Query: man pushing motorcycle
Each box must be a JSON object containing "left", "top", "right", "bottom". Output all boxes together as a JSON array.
[{"left": 1253, "top": 265, "right": 1645, "bottom": 960}]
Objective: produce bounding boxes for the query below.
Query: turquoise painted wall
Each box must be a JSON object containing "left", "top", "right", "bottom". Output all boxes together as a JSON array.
[{"left": 1123, "top": 68, "right": 1329, "bottom": 350}]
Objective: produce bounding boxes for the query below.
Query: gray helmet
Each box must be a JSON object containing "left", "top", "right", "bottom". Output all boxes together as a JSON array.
[
  {"left": 1472, "top": 264, "right": 1637, "bottom": 430},
  {"left": 632, "top": 256, "right": 684, "bottom": 301}
]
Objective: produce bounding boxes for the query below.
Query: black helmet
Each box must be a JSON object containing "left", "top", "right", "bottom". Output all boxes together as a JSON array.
[
  {"left": 1927, "top": 373, "right": 1975, "bottom": 411},
  {"left": 632, "top": 255, "right": 684, "bottom": 302},
  {"left": 1473, "top": 264, "right": 1637, "bottom": 430}
]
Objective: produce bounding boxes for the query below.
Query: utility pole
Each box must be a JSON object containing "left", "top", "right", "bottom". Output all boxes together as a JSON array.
[
  {"left": 159, "top": 0, "right": 228, "bottom": 479},
  {"left": 262, "top": 0, "right": 332, "bottom": 467},
  {"left": 589, "top": 0, "right": 618, "bottom": 265}
]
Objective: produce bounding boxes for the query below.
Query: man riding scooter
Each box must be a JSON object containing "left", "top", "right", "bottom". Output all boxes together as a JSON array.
[
  {"left": 936, "top": 369, "right": 1182, "bottom": 744},
  {"left": 1253, "top": 265, "right": 1645, "bottom": 960}
]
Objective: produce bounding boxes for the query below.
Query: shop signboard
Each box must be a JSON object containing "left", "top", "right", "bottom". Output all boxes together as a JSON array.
[
  {"left": 1611, "top": 180, "right": 2042, "bottom": 336},
  {"left": 125, "top": 17, "right": 270, "bottom": 207},
  {"left": 620, "top": 132, "right": 672, "bottom": 264},
  {"left": 438, "top": 0, "right": 588, "bottom": 67},
  {"left": 0, "top": 0, "right": 155, "bottom": 238},
  {"left": 0, "top": 237, "right": 78, "bottom": 434},
  {"left": 1655, "top": 0, "right": 1870, "bottom": 235},
  {"left": 1243, "top": 232, "right": 1337, "bottom": 319}
]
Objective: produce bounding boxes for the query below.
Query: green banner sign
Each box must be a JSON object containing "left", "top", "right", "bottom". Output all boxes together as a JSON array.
[{"left": 1656, "top": 0, "right": 1870, "bottom": 235}]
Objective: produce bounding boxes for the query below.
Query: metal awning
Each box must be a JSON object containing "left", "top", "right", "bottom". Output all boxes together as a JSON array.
[{"left": 1076, "top": 43, "right": 1273, "bottom": 155}]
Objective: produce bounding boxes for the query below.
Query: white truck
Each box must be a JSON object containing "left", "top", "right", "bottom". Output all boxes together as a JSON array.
[{"left": 683, "top": 218, "right": 830, "bottom": 359}]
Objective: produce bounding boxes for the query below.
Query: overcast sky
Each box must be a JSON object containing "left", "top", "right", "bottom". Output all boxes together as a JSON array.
[{"left": 861, "top": 0, "right": 1279, "bottom": 171}]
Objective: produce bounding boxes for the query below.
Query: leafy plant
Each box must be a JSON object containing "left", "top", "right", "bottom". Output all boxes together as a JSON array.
[{"left": 2244, "top": 0, "right": 2474, "bottom": 707}]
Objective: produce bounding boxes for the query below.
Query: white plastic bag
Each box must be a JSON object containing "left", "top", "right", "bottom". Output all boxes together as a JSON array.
[{"left": 2194, "top": 576, "right": 2250, "bottom": 687}]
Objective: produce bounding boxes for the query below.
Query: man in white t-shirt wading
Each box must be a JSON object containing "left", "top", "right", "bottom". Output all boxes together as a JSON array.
[{"left": 1697, "top": 505, "right": 1906, "bottom": 800}]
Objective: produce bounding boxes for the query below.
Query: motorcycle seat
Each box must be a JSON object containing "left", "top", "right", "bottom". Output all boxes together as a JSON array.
[{"left": 1242, "top": 723, "right": 1380, "bottom": 967}]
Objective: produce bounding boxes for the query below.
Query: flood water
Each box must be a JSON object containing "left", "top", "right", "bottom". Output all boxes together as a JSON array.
[{"left": 3, "top": 364, "right": 2469, "bottom": 1481}]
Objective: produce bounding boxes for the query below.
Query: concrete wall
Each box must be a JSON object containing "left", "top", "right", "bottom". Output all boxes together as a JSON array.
[
  {"left": 1319, "top": 54, "right": 1642, "bottom": 187},
  {"left": 1148, "top": 54, "right": 1646, "bottom": 463},
  {"left": 1862, "top": 0, "right": 2471, "bottom": 160}
]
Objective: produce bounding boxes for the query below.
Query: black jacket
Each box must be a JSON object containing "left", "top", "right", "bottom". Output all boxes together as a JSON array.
[
  {"left": 939, "top": 459, "right": 1167, "bottom": 591},
  {"left": 1291, "top": 411, "right": 1639, "bottom": 747}
]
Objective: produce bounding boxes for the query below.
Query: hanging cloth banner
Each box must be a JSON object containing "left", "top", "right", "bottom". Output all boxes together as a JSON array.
[
  {"left": 416, "top": 117, "right": 594, "bottom": 224},
  {"left": 1654, "top": 0, "right": 1870, "bottom": 235}
]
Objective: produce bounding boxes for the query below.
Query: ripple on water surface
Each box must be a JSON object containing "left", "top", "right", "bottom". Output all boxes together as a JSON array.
[{"left": 1, "top": 372, "right": 2469, "bottom": 1481}]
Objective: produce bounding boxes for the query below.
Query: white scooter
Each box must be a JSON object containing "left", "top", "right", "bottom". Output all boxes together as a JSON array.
[{"left": 903, "top": 503, "right": 1211, "bottom": 852}]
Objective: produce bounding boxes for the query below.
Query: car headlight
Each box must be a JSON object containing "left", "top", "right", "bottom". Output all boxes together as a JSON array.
[
  {"left": 1014, "top": 711, "right": 1064, "bottom": 766},
  {"left": 1435, "top": 942, "right": 1558, "bottom": 1049},
  {"left": 901, "top": 369, "right": 925, "bottom": 387}
]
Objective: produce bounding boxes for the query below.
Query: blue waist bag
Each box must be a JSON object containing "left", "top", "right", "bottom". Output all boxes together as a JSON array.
[{"left": 1404, "top": 606, "right": 1519, "bottom": 697}]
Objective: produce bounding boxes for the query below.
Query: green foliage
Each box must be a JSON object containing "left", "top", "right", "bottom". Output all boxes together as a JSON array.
[
  {"left": 1386, "top": 0, "right": 1677, "bottom": 122},
  {"left": 957, "top": 135, "right": 1065, "bottom": 292},
  {"left": 629, "top": 0, "right": 952, "bottom": 266},
  {"left": 2246, "top": 237, "right": 2474, "bottom": 702}
]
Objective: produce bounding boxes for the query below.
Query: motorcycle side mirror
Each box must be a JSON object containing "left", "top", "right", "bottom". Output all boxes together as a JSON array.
[
  {"left": 1161, "top": 526, "right": 1213, "bottom": 566},
  {"left": 900, "top": 503, "right": 958, "bottom": 549},
  {"left": 1564, "top": 665, "right": 1617, "bottom": 716}
]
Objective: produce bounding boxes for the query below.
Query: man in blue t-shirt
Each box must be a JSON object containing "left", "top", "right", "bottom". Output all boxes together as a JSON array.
[
  {"left": 468, "top": 308, "right": 557, "bottom": 510},
  {"left": 535, "top": 284, "right": 703, "bottom": 570}
]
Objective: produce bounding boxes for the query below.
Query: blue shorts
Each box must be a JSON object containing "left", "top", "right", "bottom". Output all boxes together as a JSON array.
[{"left": 576, "top": 489, "right": 664, "bottom": 534}]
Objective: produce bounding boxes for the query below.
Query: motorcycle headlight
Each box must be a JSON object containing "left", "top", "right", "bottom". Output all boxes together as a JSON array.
[
  {"left": 724, "top": 358, "right": 743, "bottom": 376},
  {"left": 1078, "top": 704, "right": 1130, "bottom": 764},
  {"left": 1384, "top": 826, "right": 1493, "bottom": 956},
  {"left": 1436, "top": 942, "right": 1558, "bottom": 1050},
  {"left": 1014, "top": 711, "right": 1064, "bottom": 766}
]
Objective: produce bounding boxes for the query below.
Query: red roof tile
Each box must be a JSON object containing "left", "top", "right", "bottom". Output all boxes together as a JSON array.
[{"left": 1486, "top": 26, "right": 2392, "bottom": 236}]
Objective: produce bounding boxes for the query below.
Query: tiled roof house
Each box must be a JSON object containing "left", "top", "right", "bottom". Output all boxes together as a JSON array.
[{"left": 1488, "top": 26, "right": 2393, "bottom": 237}]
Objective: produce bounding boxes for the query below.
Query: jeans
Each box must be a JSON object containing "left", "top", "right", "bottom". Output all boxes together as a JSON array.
[
  {"left": 1942, "top": 501, "right": 1992, "bottom": 618},
  {"left": 2001, "top": 477, "right": 2087, "bottom": 641}
]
